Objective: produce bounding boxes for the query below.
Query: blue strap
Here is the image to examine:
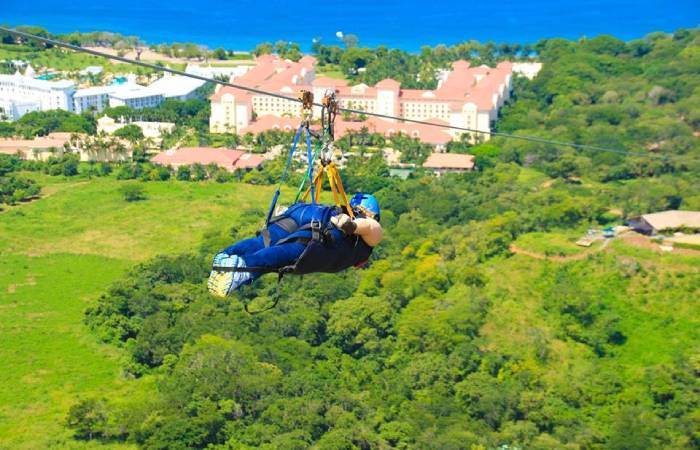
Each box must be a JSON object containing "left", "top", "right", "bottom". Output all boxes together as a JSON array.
[
  {"left": 305, "top": 127, "right": 316, "bottom": 205},
  {"left": 266, "top": 125, "right": 303, "bottom": 226}
]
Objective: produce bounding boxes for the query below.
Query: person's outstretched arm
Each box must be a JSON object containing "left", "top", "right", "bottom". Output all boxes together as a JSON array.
[{"left": 331, "top": 214, "right": 383, "bottom": 247}]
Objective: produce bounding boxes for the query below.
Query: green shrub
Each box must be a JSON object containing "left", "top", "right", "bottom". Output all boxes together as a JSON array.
[
  {"left": 176, "top": 165, "right": 191, "bottom": 181},
  {"left": 120, "top": 184, "right": 146, "bottom": 202}
]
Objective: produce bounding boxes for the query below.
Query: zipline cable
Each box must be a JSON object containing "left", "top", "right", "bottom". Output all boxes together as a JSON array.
[{"left": 1, "top": 26, "right": 698, "bottom": 163}]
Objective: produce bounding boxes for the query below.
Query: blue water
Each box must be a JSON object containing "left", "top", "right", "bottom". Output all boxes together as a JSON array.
[{"left": 3, "top": 0, "right": 699, "bottom": 51}]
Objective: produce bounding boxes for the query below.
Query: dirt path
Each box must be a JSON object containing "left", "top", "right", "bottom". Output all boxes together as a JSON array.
[{"left": 510, "top": 238, "right": 611, "bottom": 262}]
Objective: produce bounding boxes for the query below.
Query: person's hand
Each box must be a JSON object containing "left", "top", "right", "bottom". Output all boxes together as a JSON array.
[{"left": 331, "top": 213, "right": 357, "bottom": 235}]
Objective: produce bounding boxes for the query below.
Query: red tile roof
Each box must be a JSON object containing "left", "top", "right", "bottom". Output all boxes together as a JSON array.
[
  {"left": 240, "top": 115, "right": 300, "bottom": 134},
  {"left": 210, "top": 55, "right": 313, "bottom": 102},
  {"left": 0, "top": 132, "right": 76, "bottom": 154},
  {"left": 211, "top": 55, "right": 512, "bottom": 118},
  {"left": 234, "top": 153, "right": 265, "bottom": 169},
  {"left": 152, "top": 147, "right": 242, "bottom": 169},
  {"left": 240, "top": 115, "right": 452, "bottom": 145},
  {"left": 375, "top": 78, "right": 401, "bottom": 90},
  {"left": 151, "top": 147, "right": 263, "bottom": 172},
  {"left": 423, "top": 152, "right": 475, "bottom": 170}
]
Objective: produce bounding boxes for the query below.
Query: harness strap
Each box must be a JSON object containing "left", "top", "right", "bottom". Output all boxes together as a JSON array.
[
  {"left": 266, "top": 216, "right": 298, "bottom": 233},
  {"left": 310, "top": 219, "right": 322, "bottom": 243},
  {"left": 244, "top": 272, "right": 284, "bottom": 315},
  {"left": 260, "top": 228, "right": 271, "bottom": 248},
  {"left": 293, "top": 140, "right": 321, "bottom": 204},
  {"left": 275, "top": 220, "right": 331, "bottom": 246},
  {"left": 299, "top": 162, "right": 354, "bottom": 219},
  {"left": 266, "top": 124, "right": 304, "bottom": 226},
  {"left": 327, "top": 163, "right": 354, "bottom": 219},
  {"left": 304, "top": 127, "right": 316, "bottom": 205}
]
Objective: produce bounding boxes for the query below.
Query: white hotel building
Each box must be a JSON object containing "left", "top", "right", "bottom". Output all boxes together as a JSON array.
[
  {"left": 0, "top": 71, "right": 75, "bottom": 121},
  {"left": 74, "top": 74, "right": 205, "bottom": 113},
  {"left": 1, "top": 69, "right": 207, "bottom": 119},
  {"left": 73, "top": 84, "right": 124, "bottom": 113},
  {"left": 210, "top": 55, "right": 532, "bottom": 143}
]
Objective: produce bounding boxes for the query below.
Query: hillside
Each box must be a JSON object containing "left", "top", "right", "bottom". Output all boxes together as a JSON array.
[
  {"left": 0, "top": 27, "right": 699, "bottom": 450},
  {"left": 0, "top": 176, "right": 275, "bottom": 449}
]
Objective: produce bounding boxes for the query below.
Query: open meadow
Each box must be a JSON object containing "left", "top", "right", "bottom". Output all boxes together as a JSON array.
[{"left": 0, "top": 176, "right": 274, "bottom": 449}]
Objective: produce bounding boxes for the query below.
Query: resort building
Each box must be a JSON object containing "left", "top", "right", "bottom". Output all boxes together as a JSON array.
[
  {"left": 209, "top": 56, "right": 515, "bottom": 144},
  {"left": 209, "top": 55, "right": 316, "bottom": 133},
  {"left": 76, "top": 74, "right": 205, "bottom": 113},
  {"left": 0, "top": 132, "right": 74, "bottom": 160},
  {"left": 0, "top": 65, "right": 208, "bottom": 119},
  {"left": 240, "top": 114, "right": 453, "bottom": 149},
  {"left": 0, "top": 70, "right": 75, "bottom": 120},
  {"left": 629, "top": 210, "right": 700, "bottom": 235},
  {"left": 73, "top": 84, "right": 132, "bottom": 113},
  {"left": 108, "top": 84, "right": 164, "bottom": 109},
  {"left": 96, "top": 115, "right": 175, "bottom": 144},
  {"left": 151, "top": 147, "right": 265, "bottom": 172},
  {"left": 185, "top": 63, "right": 254, "bottom": 80},
  {"left": 422, "top": 152, "right": 476, "bottom": 175},
  {"left": 146, "top": 73, "right": 207, "bottom": 101},
  {"left": 0, "top": 132, "right": 130, "bottom": 162}
]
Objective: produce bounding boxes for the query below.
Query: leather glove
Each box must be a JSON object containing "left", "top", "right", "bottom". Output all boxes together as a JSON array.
[{"left": 331, "top": 213, "right": 357, "bottom": 235}]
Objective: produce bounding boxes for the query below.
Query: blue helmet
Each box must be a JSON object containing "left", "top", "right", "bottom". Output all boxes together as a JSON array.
[{"left": 350, "top": 192, "right": 380, "bottom": 221}]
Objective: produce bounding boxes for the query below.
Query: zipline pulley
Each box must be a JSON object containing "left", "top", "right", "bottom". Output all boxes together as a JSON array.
[
  {"left": 298, "top": 89, "right": 354, "bottom": 218},
  {"left": 319, "top": 89, "right": 339, "bottom": 165},
  {"left": 300, "top": 89, "right": 314, "bottom": 126}
]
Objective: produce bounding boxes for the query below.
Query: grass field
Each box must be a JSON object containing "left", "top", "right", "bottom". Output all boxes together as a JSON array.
[
  {"left": 513, "top": 229, "right": 597, "bottom": 257},
  {"left": 316, "top": 64, "right": 347, "bottom": 80},
  {"left": 0, "top": 45, "right": 132, "bottom": 75},
  {"left": 0, "top": 175, "right": 275, "bottom": 260},
  {"left": 0, "top": 175, "right": 275, "bottom": 448},
  {"left": 483, "top": 239, "right": 700, "bottom": 383},
  {"left": 0, "top": 253, "right": 134, "bottom": 449}
]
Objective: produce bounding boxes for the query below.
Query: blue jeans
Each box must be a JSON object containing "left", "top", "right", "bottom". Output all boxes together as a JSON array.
[{"left": 222, "top": 223, "right": 306, "bottom": 281}]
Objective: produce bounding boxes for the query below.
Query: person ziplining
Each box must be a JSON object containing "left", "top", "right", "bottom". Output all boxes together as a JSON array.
[{"left": 207, "top": 91, "right": 384, "bottom": 299}]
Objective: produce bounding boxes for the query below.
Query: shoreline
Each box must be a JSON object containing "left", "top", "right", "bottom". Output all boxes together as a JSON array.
[{"left": 4, "top": 15, "right": 700, "bottom": 54}]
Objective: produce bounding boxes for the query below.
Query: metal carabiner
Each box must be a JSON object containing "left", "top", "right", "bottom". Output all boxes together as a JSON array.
[{"left": 299, "top": 90, "right": 314, "bottom": 125}]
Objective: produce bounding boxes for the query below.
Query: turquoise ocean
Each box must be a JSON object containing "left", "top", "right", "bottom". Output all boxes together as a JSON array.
[{"left": 3, "top": 0, "right": 700, "bottom": 51}]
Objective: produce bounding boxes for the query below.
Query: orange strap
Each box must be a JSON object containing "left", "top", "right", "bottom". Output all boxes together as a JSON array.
[{"left": 300, "top": 162, "right": 354, "bottom": 218}]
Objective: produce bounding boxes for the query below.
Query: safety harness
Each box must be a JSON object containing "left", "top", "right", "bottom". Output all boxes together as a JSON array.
[{"left": 214, "top": 91, "right": 356, "bottom": 314}]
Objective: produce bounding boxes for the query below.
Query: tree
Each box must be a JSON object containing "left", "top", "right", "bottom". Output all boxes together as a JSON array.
[
  {"left": 340, "top": 47, "right": 374, "bottom": 76},
  {"left": 66, "top": 399, "right": 108, "bottom": 440},
  {"left": 120, "top": 183, "right": 146, "bottom": 202},
  {"left": 113, "top": 124, "right": 144, "bottom": 143},
  {"left": 213, "top": 47, "right": 227, "bottom": 60},
  {"left": 342, "top": 34, "right": 359, "bottom": 48},
  {"left": 253, "top": 42, "right": 273, "bottom": 56}
]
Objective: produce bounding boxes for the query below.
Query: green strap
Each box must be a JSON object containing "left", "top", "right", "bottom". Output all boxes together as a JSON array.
[{"left": 293, "top": 140, "right": 323, "bottom": 203}]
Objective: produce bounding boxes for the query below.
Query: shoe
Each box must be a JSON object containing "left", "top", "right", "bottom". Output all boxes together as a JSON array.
[{"left": 208, "top": 253, "right": 252, "bottom": 297}]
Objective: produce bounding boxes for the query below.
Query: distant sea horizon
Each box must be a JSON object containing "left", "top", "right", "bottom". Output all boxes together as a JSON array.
[{"left": 4, "top": 0, "right": 700, "bottom": 52}]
